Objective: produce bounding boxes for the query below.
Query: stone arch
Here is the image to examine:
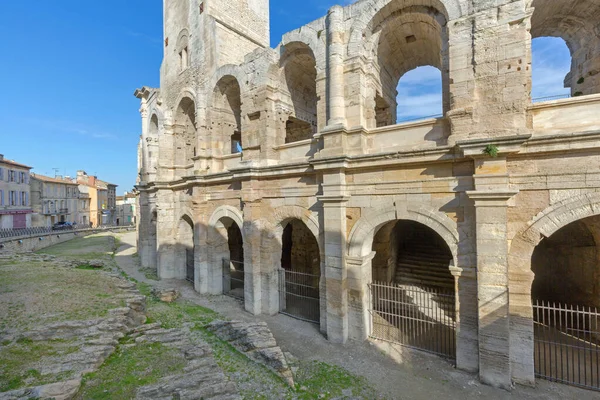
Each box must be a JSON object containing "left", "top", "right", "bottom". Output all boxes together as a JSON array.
[
  {"left": 279, "top": 41, "right": 320, "bottom": 142},
  {"left": 280, "top": 30, "right": 325, "bottom": 72},
  {"left": 208, "top": 65, "right": 248, "bottom": 96},
  {"left": 173, "top": 94, "right": 197, "bottom": 166},
  {"left": 346, "top": 0, "right": 454, "bottom": 127},
  {"left": 347, "top": 0, "right": 462, "bottom": 58},
  {"left": 508, "top": 191, "right": 600, "bottom": 385},
  {"left": 204, "top": 205, "right": 245, "bottom": 296},
  {"left": 208, "top": 205, "right": 245, "bottom": 237},
  {"left": 210, "top": 75, "right": 243, "bottom": 155},
  {"left": 528, "top": 0, "right": 600, "bottom": 96},
  {"left": 348, "top": 204, "right": 459, "bottom": 267},
  {"left": 267, "top": 205, "right": 321, "bottom": 252},
  {"left": 176, "top": 28, "right": 190, "bottom": 70}
]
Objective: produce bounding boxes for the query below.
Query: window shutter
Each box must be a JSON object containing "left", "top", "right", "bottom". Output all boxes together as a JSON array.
[{"left": 26, "top": 192, "right": 29, "bottom": 206}]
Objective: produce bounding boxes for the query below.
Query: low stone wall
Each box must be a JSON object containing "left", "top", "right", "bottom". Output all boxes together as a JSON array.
[{"left": 0, "top": 227, "right": 135, "bottom": 253}]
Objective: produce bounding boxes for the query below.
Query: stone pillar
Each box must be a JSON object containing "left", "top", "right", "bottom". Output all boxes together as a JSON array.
[
  {"left": 450, "top": 265, "right": 480, "bottom": 373},
  {"left": 326, "top": 5, "right": 345, "bottom": 127},
  {"left": 318, "top": 168, "right": 349, "bottom": 343},
  {"left": 242, "top": 180, "right": 263, "bottom": 316},
  {"left": 156, "top": 190, "right": 178, "bottom": 279},
  {"left": 347, "top": 252, "right": 375, "bottom": 340},
  {"left": 466, "top": 155, "right": 518, "bottom": 390}
]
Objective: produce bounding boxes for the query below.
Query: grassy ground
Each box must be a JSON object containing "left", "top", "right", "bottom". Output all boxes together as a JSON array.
[
  {"left": 0, "top": 233, "right": 125, "bottom": 392},
  {"left": 37, "top": 234, "right": 117, "bottom": 260},
  {"left": 0, "top": 338, "right": 79, "bottom": 392},
  {"left": 75, "top": 342, "right": 187, "bottom": 400}
]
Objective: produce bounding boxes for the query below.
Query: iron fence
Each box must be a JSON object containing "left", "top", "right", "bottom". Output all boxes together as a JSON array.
[
  {"left": 368, "top": 281, "right": 456, "bottom": 359},
  {"left": 222, "top": 259, "right": 244, "bottom": 299},
  {"left": 533, "top": 299, "right": 600, "bottom": 391},
  {"left": 0, "top": 224, "right": 135, "bottom": 240},
  {"left": 279, "top": 269, "right": 320, "bottom": 324},
  {"left": 532, "top": 94, "right": 571, "bottom": 103}
]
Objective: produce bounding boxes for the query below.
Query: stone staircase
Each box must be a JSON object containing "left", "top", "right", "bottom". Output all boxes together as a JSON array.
[{"left": 393, "top": 239, "right": 454, "bottom": 291}]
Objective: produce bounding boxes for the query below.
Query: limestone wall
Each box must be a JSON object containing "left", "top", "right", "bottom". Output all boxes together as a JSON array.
[{"left": 135, "top": 0, "right": 600, "bottom": 391}]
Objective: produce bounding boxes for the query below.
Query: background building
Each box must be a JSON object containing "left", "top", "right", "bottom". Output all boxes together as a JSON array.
[
  {"left": 30, "top": 173, "right": 80, "bottom": 227},
  {"left": 0, "top": 154, "right": 32, "bottom": 229},
  {"left": 76, "top": 171, "right": 117, "bottom": 226},
  {"left": 116, "top": 191, "right": 136, "bottom": 226}
]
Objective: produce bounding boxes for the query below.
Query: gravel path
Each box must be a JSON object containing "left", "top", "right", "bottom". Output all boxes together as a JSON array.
[{"left": 114, "top": 232, "right": 599, "bottom": 400}]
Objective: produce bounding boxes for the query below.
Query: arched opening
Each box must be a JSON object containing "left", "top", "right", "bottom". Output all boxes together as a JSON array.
[
  {"left": 212, "top": 217, "right": 245, "bottom": 298},
  {"left": 176, "top": 215, "right": 195, "bottom": 283},
  {"left": 530, "top": 0, "right": 600, "bottom": 98},
  {"left": 212, "top": 76, "right": 243, "bottom": 154},
  {"left": 371, "top": 2, "right": 449, "bottom": 128},
  {"left": 281, "top": 42, "right": 318, "bottom": 143},
  {"left": 279, "top": 219, "right": 321, "bottom": 324},
  {"left": 396, "top": 66, "right": 443, "bottom": 123},
  {"left": 174, "top": 97, "right": 197, "bottom": 166},
  {"left": 531, "top": 215, "right": 600, "bottom": 388},
  {"left": 149, "top": 114, "right": 159, "bottom": 136},
  {"left": 531, "top": 37, "right": 572, "bottom": 102},
  {"left": 370, "top": 219, "right": 456, "bottom": 359}
]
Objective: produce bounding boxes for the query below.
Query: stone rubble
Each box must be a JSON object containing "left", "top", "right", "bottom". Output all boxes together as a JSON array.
[
  {"left": 207, "top": 320, "right": 295, "bottom": 386},
  {"left": 132, "top": 324, "right": 241, "bottom": 400}
]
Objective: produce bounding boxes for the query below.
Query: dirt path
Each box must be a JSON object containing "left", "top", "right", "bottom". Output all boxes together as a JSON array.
[{"left": 114, "top": 232, "right": 599, "bottom": 400}]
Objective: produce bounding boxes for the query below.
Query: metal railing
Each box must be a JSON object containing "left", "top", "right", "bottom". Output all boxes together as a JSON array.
[
  {"left": 279, "top": 269, "right": 321, "bottom": 324},
  {"left": 396, "top": 113, "right": 444, "bottom": 123},
  {"left": 532, "top": 94, "right": 571, "bottom": 103},
  {"left": 369, "top": 281, "right": 456, "bottom": 360},
  {"left": 533, "top": 299, "right": 600, "bottom": 391},
  {"left": 0, "top": 224, "right": 135, "bottom": 240},
  {"left": 222, "top": 259, "right": 244, "bottom": 300}
]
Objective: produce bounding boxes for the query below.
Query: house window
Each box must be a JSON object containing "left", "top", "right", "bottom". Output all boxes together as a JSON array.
[
  {"left": 0, "top": 168, "right": 3, "bottom": 181},
  {"left": 9, "top": 191, "right": 16, "bottom": 206},
  {"left": 0, "top": 190, "right": 3, "bottom": 206}
]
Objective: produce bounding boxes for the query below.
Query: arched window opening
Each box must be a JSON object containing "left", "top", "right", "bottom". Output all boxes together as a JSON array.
[
  {"left": 177, "top": 215, "right": 195, "bottom": 284},
  {"left": 530, "top": 0, "right": 600, "bottom": 98},
  {"left": 279, "top": 219, "right": 321, "bottom": 324},
  {"left": 371, "top": 4, "right": 449, "bottom": 128},
  {"left": 281, "top": 42, "right": 318, "bottom": 143},
  {"left": 174, "top": 98, "right": 197, "bottom": 166},
  {"left": 531, "top": 37, "right": 571, "bottom": 102},
  {"left": 396, "top": 66, "right": 443, "bottom": 123},
  {"left": 149, "top": 114, "right": 159, "bottom": 136},
  {"left": 370, "top": 219, "right": 456, "bottom": 359},
  {"left": 530, "top": 215, "right": 600, "bottom": 387},
  {"left": 176, "top": 30, "right": 190, "bottom": 71},
  {"left": 212, "top": 76, "right": 242, "bottom": 155}
]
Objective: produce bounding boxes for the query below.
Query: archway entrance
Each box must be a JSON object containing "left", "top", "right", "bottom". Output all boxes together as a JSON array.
[
  {"left": 214, "top": 218, "right": 244, "bottom": 299},
  {"left": 531, "top": 215, "right": 600, "bottom": 390},
  {"left": 278, "top": 219, "right": 321, "bottom": 324},
  {"left": 177, "top": 215, "right": 195, "bottom": 283},
  {"left": 369, "top": 220, "right": 456, "bottom": 359}
]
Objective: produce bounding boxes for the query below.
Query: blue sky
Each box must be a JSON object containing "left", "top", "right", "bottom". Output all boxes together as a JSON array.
[{"left": 0, "top": 1, "right": 570, "bottom": 192}]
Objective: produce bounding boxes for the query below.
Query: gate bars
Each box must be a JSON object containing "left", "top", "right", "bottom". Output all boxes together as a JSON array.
[
  {"left": 279, "top": 269, "right": 320, "bottom": 324},
  {"left": 222, "top": 259, "right": 244, "bottom": 299},
  {"left": 534, "top": 299, "right": 600, "bottom": 391},
  {"left": 368, "top": 281, "right": 456, "bottom": 359}
]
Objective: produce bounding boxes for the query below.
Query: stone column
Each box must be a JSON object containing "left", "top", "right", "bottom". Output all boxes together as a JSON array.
[
  {"left": 466, "top": 155, "right": 518, "bottom": 390},
  {"left": 326, "top": 5, "right": 345, "bottom": 127},
  {"left": 242, "top": 180, "right": 263, "bottom": 316},
  {"left": 450, "top": 265, "right": 480, "bottom": 373},
  {"left": 318, "top": 168, "right": 349, "bottom": 343},
  {"left": 347, "top": 252, "right": 376, "bottom": 340}
]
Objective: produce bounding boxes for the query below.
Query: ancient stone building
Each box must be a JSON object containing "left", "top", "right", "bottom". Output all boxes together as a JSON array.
[{"left": 135, "top": 0, "right": 600, "bottom": 391}]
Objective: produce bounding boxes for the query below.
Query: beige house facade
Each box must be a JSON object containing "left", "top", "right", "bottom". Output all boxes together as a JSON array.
[
  {"left": 116, "top": 192, "right": 136, "bottom": 226},
  {"left": 30, "top": 174, "right": 80, "bottom": 227},
  {"left": 0, "top": 154, "right": 33, "bottom": 229},
  {"left": 135, "top": 0, "right": 600, "bottom": 391}
]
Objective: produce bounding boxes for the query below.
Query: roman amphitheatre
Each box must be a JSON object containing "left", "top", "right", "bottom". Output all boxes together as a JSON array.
[{"left": 133, "top": 0, "right": 600, "bottom": 393}]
